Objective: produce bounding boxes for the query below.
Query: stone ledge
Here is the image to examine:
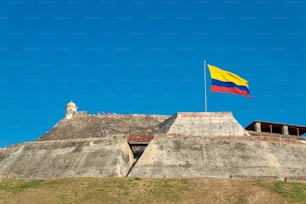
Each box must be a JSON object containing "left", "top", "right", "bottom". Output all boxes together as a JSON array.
[{"left": 176, "top": 112, "right": 232, "bottom": 118}]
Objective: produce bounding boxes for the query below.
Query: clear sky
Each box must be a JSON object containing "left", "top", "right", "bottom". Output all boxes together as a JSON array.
[{"left": 1, "top": 0, "right": 306, "bottom": 147}]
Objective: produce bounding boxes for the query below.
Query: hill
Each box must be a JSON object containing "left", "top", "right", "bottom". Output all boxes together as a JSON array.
[{"left": 0, "top": 177, "right": 306, "bottom": 204}]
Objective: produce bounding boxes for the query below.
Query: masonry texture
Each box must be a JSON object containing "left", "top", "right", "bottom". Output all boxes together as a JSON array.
[
  {"left": 160, "top": 112, "right": 250, "bottom": 136},
  {"left": 38, "top": 113, "right": 169, "bottom": 141},
  {"left": 0, "top": 136, "right": 134, "bottom": 179},
  {"left": 129, "top": 135, "right": 306, "bottom": 179},
  {"left": 0, "top": 112, "right": 305, "bottom": 180}
]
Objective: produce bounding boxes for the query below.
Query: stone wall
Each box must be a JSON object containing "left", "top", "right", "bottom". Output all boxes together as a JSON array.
[
  {"left": 129, "top": 135, "right": 306, "bottom": 179},
  {"left": 0, "top": 136, "right": 134, "bottom": 179},
  {"left": 2, "top": 112, "right": 306, "bottom": 180},
  {"left": 38, "top": 113, "right": 169, "bottom": 141},
  {"left": 160, "top": 112, "right": 250, "bottom": 136}
]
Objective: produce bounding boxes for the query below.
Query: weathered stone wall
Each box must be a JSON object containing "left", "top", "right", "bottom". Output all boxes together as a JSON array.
[
  {"left": 160, "top": 112, "right": 250, "bottom": 136},
  {"left": 0, "top": 136, "right": 134, "bottom": 179},
  {"left": 129, "top": 135, "right": 306, "bottom": 179},
  {"left": 2, "top": 112, "right": 306, "bottom": 180},
  {"left": 38, "top": 113, "right": 169, "bottom": 141}
]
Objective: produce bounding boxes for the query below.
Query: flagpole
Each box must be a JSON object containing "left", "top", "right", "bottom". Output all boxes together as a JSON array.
[{"left": 204, "top": 60, "right": 208, "bottom": 112}]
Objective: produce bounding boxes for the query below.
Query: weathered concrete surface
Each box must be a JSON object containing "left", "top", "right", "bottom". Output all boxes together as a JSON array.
[
  {"left": 129, "top": 135, "right": 306, "bottom": 179},
  {"left": 160, "top": 112, "right": 250, "bottom": 136},
  {"left": 39, "top": 112, "right": 248, "bottom": 141},
  {"left": 38, "top": 113, "right": 169, "bottom": 141},
  {"left": 2, "top": 111, "right": 306, "bottom": 180},
  {"left": 0, "top": 136, "right": 134, "bottom": 179}
]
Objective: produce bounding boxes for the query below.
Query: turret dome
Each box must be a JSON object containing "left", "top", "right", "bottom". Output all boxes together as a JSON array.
[{"left": 65, "top": 100, "right": 77, "bottom": 119}]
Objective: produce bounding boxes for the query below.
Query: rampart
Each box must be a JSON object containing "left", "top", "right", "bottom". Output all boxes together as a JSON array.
[
  {"left": 129, "top": 135, "right": 306, "bottom": 179},
  {"left": 0, "top": 136, "right": 134, "bottom": 179},
  {"left": 160, "top": 112, "right": 250, "bottom": 136},
  {"left": 0, "top": 112, "right": 305, "bottom": 180}
]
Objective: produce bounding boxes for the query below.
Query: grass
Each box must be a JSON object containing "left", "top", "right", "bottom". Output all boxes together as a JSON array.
[
  {"left": 147, "top": 179, "right": 189, "bottom": 202},
  {"left": 0, "top": 177, "right": 305, "bottom": 204},
  {"left": 257, "top": 180, "right": 306, "bottom": 202},
  {"left": 0, "top": 179, "right": 46, "bottom": 193}
]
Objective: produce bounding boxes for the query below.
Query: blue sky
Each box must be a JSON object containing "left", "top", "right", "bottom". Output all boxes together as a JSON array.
[{"left": 1, "top": 0, "right": 306, "bottom": 147}]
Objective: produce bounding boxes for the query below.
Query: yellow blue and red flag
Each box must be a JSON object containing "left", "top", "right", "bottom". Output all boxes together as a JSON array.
[{"left": 207, "top": 64, "right": 252, "bottom": 98}]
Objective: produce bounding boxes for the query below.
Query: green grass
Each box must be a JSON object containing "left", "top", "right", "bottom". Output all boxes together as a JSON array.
[
  {"left": 147, "top": 179, "right": 189, "bottom": 202},
  {"left": 0, "top": 178, "right": 306, "bottom": 204},
  {"left": 89, "top": 178, "right": 189, "bottom": 203},
  {"left": 0, "top": 179, "right": 45, "bottom": 193},
  {"left": 256, "top": 180, "right": 306, "bottom": 202}
]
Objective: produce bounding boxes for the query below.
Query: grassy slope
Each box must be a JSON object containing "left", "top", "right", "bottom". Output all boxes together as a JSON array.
[{"left": 0, "top": 178, "right": 305, "bottom": 204}]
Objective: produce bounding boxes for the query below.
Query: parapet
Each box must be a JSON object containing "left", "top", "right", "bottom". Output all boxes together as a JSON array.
[{"left": 160, "top": 112, "right": 250, "bottom": 136}]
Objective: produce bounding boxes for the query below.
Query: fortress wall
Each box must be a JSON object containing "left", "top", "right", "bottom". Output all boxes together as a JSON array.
[
  {"left": 160, "top": 112, "right": 250, "bottom": 136},
  {"left": 129, "top": 135, "right": 306, "bottom": 178},
  {"left": 0, "top": 136, "right": 134, "bottom": 179},
  {"left": 38, "top": 114, "right": 170, "bottom": 141},
  {"left": 2, "top": 111, "right": 305, "bottom": 179}
]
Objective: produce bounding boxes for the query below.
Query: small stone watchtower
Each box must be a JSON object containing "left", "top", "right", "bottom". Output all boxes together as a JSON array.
[{"left": 65, "top": 100, "right": 77, "bottom": 119}]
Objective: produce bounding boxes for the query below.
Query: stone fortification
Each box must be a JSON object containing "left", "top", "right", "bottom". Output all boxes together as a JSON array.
[
  {"left": 1, "top": 108, "right": 306, "bottom": 180},
  {"left": 0, "top": 136, "right": 134, "bottom": 179},
  {"left": 160, "top": 112, "right": 250, "bottom": 136},
  {"left": 129, "top": 135, "right": 306, "bottom": 179},
  {"left": 38, "top": 112, "right": 169, "bottom": 141}
]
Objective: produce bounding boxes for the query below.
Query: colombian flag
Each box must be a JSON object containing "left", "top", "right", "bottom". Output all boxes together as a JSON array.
[{"left": 207, "top": 64, "right": 252, "bottom": 98}]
